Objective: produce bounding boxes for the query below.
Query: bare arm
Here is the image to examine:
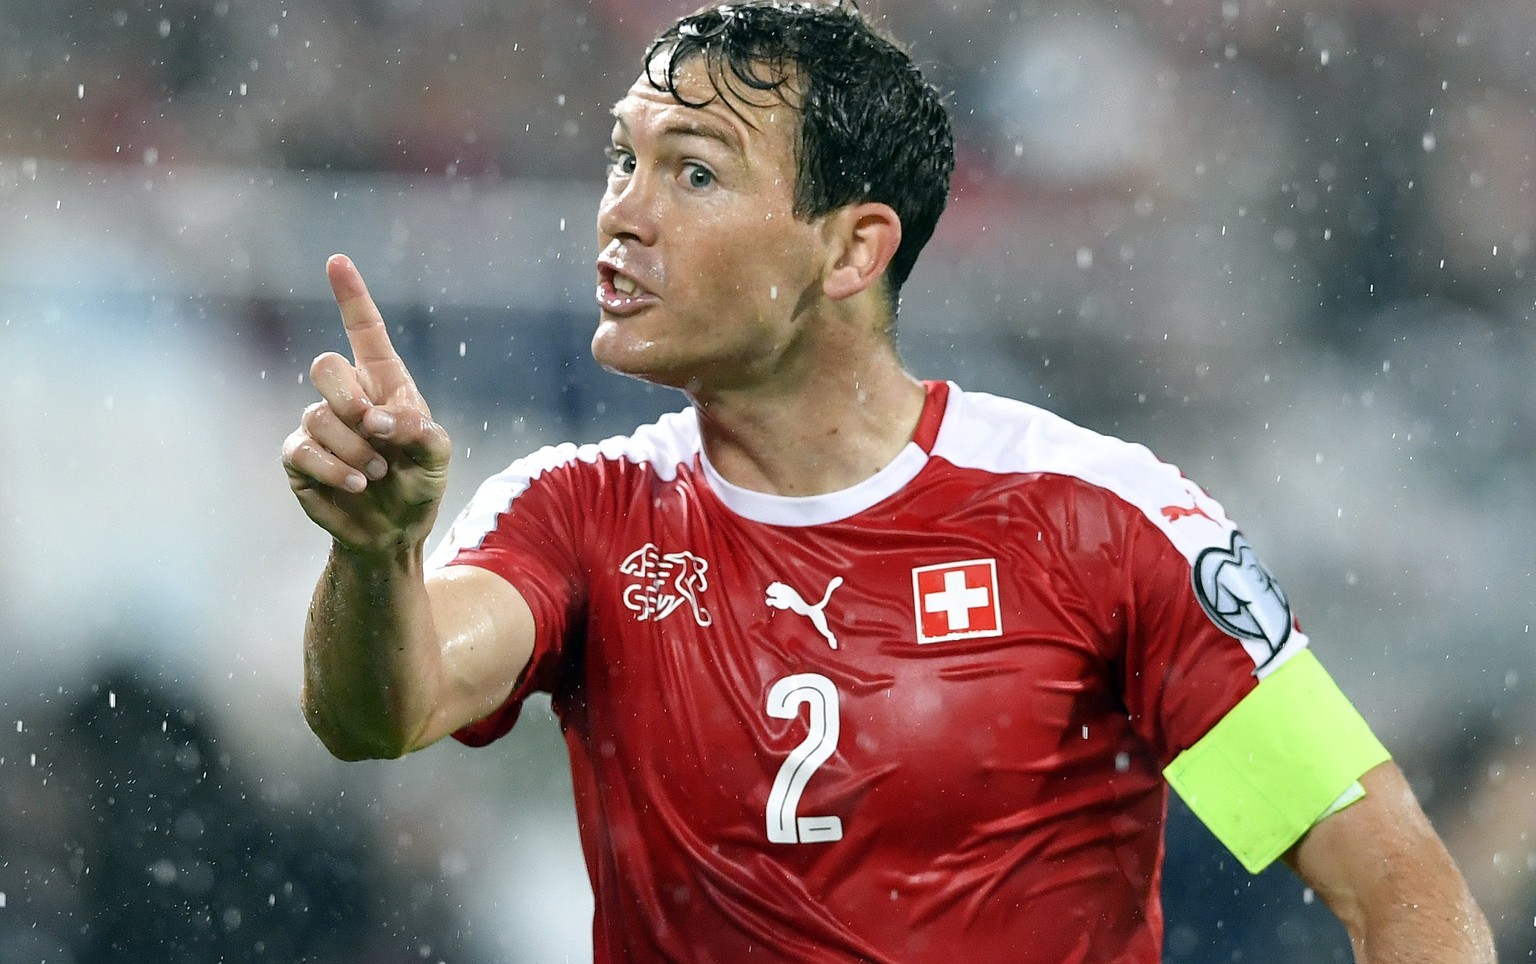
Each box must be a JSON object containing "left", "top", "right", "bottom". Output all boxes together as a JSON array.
[
  {"left": 1286, "top": 761, "right": 1495, "bottom": 963},
  {"left": 284, "top": 254, "right": 534, "bottom": 760},
  {"left": 303, "top": 548, "right": 534, "bottom": 760}
]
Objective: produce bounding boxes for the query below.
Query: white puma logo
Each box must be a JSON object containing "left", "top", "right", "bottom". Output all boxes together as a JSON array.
[{"left": 765, "top": 577, "right": 844, "bottom": 650}]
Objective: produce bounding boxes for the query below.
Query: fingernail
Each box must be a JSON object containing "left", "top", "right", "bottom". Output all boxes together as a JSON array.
[
  {"left": 365, "top": 458, "right": 388, "bottom": 480},
  {"left": 365, "top": 410, "right": 395, "bottom": 437},
  {"left": 343, "top": 472, "right": 367, "bottom": 493}
]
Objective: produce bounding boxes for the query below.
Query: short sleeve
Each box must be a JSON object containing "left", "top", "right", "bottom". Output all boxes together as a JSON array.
[
  {"left": 1116, "top": 509, "right": 1304, "bottom": 765},
  {"left": 1112, "top": 499, "right": 1387, "bottom": 870},
  {"left": 426, "top": 448, "right": 589, "bottom": 747}
]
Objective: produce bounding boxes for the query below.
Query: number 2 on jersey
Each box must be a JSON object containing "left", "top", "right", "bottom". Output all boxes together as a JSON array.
[{"left": 765, "top": 673, "right": 844, "bottom": 844}]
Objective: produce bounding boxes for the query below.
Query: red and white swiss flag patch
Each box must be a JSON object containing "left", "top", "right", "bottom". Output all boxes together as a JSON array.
[{"left": 912, "top": 558, "right": 1003, "bottom": 644}]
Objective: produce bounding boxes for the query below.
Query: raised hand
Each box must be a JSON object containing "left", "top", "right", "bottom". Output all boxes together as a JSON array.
[{"left": 282, "top": 254, "right": 452, "bottom": 554}]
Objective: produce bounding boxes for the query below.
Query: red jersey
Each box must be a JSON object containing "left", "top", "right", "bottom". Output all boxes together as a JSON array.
[{"left": 428, "top": 381, "right": 1308, "bottom": 963}]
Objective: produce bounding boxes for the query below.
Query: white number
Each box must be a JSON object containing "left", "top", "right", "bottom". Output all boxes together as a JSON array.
[{"left": 765, "top": 673, "right": 843, "bottom": 844}]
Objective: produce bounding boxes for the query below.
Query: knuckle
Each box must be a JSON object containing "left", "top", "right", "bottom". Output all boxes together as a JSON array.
[
  {"left": 302, "top": 400, "right": 329, "bottom": 420},
  {"left": 300, "top": 403, "right": 336, "bottom": 433},
  {"left": 284, "top": 439, "right": 318, "bottom": 471},
  {"left": 281, "top": 429, "right": 310, "bottom": 462},
  {"left": 310, "top": 351, "right": 345, "bottom": 376}
]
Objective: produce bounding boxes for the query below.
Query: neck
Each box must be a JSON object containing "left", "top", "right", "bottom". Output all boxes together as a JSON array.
[{"left": 690, "top": 345, "right": 927, "bottom": 498}]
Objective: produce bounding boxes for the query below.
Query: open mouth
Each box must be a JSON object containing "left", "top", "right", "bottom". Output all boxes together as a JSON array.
[
  {"left": 611, "top": 271, "right": 639, "bottom": 296},
  {"left": 596, "top": 262, "right": 656, "bottom": 314}
]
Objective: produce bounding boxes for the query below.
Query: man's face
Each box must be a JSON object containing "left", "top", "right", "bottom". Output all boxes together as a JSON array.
[{"left": 592, "top": 54, "right": 829, "bottom": 393}]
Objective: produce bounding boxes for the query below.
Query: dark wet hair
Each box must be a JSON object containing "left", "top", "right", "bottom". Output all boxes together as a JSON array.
[{"left": 644, "top": 0, "right": 954, "bottom": 315}]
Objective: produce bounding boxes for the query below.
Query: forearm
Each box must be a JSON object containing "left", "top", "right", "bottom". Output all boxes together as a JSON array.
[
  {"left": 1347, "top": 796, "right": 1501, "bottom": 964},
  {"left": 1347, "top": 879, "right": 1494, "bottom": 963},
  {"left": 1294, "top": 764, "right": 1497, "bottom": 964},
  {"left": 302, "top": 540, "right": 445, "bottom": 760}
]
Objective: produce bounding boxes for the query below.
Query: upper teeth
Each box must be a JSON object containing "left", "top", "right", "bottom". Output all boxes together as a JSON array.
[{"left": 613, "top": 274, "right": 637, "bottom": 295}]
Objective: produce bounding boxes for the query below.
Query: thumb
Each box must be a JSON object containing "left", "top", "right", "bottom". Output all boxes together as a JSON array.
[{"left": 362, "top": 404, "right": 452, "bottom": 469}]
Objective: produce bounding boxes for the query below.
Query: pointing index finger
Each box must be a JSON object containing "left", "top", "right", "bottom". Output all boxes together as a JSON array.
[{"left": 326, "top": 254, "right": 418, "bottom": 401}]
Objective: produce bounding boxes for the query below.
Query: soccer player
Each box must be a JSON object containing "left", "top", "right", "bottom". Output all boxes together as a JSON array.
[{"left": 282, "top": 2, "right": 1494, "bottom": 960}]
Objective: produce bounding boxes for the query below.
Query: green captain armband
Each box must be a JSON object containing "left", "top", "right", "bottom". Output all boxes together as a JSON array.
[{"left": 1163, "top": 649, "right": 1390, "bottom": 873}]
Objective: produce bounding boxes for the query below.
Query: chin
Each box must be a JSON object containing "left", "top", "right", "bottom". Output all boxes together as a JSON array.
[{"left": 591, "top": 334, "right": 687, "bottom": 389}]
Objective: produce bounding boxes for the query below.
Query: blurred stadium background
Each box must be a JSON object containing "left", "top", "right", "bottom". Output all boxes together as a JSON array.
[{"left": 1, "top": 0, "right": 1533, "bottom": 960}]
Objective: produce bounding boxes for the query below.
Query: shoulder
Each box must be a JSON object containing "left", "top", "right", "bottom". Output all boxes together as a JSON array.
[
  {"left": 479, "top": 407, "right": 700, "bottom": 497},
  {"left": 935, "top": 385, "right": 1170, "bottom": 482},
  {"left": 935, "top": 386, "right": 1235, "bottom": 563},
  {"left": 426, "top": 408, "right": 700, "bottom": 567},
  {"left": 588, "top": 406, "right": 703, "bottom": 477}
]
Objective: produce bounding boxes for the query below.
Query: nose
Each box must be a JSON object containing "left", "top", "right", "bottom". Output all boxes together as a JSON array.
[{"left": 597, "top": 172, "right": 659, "bottom": 247}]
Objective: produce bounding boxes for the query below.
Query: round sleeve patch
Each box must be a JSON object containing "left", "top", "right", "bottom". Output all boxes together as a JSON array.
[{"left": 1193, "top": 531, "right": 1293, "bottom": 672}]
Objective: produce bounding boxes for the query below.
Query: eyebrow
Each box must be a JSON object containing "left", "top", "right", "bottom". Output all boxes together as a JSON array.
[{"left": 610, "top": 112, "right": 748, "bottom": 163}]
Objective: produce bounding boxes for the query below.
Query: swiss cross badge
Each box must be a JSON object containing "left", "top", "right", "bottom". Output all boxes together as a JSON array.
[{"left": 911, "top": 558, "right": 1003, "bottom": 644}]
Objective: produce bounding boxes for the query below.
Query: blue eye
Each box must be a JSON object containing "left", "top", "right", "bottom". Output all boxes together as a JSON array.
[
  {"left": 606, "top": 148, "right": 636, "bottom": 176},
  {"left": 685, "top": 164, "right": 714, "bottom": 189}
]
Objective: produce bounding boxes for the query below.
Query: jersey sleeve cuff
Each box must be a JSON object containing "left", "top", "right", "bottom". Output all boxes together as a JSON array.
[{"left": 1163, "top": 648, "right": 1390, "bottom": 873}]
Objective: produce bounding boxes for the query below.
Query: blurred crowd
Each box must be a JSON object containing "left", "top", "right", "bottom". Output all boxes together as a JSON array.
[
  {"left": 2, "top": 0, "right": 1534, "bottom": 960},
  {"left": 0, "top": 664, "right": 495, "bottom": 963}
]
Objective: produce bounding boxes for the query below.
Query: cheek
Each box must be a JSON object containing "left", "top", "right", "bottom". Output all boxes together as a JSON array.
[
  {"left": 667, "top": 234, "right": 759, "bottom": 306},
  {"left": 697, "top": 223, "right": 820, "bottom": 299}
]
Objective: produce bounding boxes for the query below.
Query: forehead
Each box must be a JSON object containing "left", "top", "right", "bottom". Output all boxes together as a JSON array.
[{"left": 611, "top": 52, "right": 798, "bottom": 154}]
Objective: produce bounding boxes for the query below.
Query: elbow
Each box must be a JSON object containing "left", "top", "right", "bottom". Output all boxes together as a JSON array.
[
  {"left": 318, "top": 734, "right": 409, "bottom": 763},
  {"left": 299, "top": 688, "right": 415, "bottom": 761}
]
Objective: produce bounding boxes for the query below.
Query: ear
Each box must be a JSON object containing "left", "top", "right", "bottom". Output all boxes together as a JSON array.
[{"left": 822, "top": 202, "right": 902, "bottom": 302}]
